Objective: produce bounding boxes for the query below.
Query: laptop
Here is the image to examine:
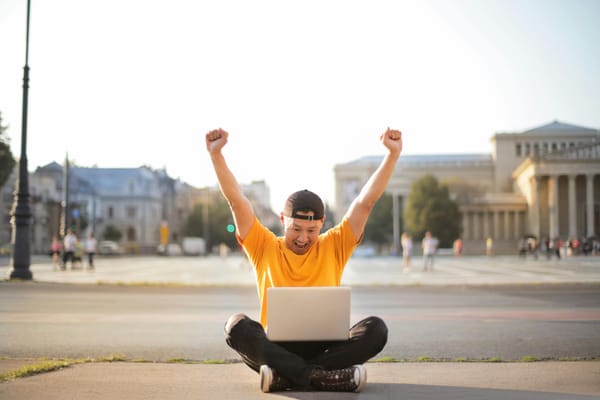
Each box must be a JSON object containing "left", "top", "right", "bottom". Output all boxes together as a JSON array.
[{"left": 266, "top": 286, "right": 351, "bottom": 342}]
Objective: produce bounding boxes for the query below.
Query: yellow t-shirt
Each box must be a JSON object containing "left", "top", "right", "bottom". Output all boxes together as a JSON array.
[{"left": 238, "top": 217, "right": 358, "bottom": 328}]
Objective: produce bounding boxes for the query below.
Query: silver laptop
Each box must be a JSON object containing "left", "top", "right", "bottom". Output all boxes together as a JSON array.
[{"left": 266, "top": 286, "right": 351, "bottom": 342}]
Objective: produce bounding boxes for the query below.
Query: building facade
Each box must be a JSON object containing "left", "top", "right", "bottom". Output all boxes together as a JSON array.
[
  {"left": 334, "top": 121, "right": 600, "bottom": 253},
  {"left": 0, "top": 163, "right": 279, "bottom": 255}
]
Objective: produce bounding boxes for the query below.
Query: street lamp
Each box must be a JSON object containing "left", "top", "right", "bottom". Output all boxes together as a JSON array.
[{"left": 9, "top": 0, "right": 33, "bottom": 280}]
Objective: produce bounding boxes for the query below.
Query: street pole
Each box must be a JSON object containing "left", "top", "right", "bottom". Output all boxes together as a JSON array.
[{"left": 9, "top": 0, "right": 33, "bottom": 280}]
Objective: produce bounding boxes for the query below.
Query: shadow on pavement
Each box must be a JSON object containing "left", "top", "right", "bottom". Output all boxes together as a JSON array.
[{"left": 276, "top": 383, "right": 600, "bottom": 399}]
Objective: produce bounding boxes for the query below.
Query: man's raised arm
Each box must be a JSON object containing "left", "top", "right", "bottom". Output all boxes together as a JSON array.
[
  {"left": 345, "top": 128, "right": 403, "bottom": 243},
  {"left": 205, "top": 129, "right": 255, "bottom": 240}
]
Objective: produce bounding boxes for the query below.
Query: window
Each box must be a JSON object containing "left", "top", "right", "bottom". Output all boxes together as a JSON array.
[
  {"left": 126, "top": 206, "right": 137, "bottom": 218},
  {"left": 516, "top": 143, "right": 522, "bottom": 156},
  {"left": 108, "top": 206, "right": 114, "bottom": 219}
]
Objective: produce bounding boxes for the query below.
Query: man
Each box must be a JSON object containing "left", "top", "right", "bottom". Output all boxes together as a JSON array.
[
  {"left": 422, "top": 231, "right": 438, "bottom": 271},
  {"left": 205, "top": 127, "right": 402, "bottom": 392}
]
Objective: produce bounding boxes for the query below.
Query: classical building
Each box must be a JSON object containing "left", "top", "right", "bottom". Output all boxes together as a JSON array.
[
  {"left": 334, "top": 121, "right": 600, "bottom": 253},
  {"left": 0, "top": 162, "right": 279, "bottom": 255}
]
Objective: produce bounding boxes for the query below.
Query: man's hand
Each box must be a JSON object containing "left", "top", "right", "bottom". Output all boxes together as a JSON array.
[
  {"left": 380, "top": 127, "right": 403, "bottom": 156},
  {"left": 206, "top": 128, "right": 229, "bottom": 154}
]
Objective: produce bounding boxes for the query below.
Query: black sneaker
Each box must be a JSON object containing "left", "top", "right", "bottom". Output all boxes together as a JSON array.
[
  {"left": 309, "top": 364, "right": 367, "bottom": 392},
  {"left": 260, "top": 365, "right": 292, "bottom": 392}
]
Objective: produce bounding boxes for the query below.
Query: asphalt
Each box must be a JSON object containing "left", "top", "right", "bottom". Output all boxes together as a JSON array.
[{"left": 2, "top": 254, "right": 600, "bottom": 399}]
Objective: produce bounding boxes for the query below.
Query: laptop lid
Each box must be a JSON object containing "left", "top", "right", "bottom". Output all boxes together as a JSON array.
[{"left": 266, "top": 286, "right": 351, "bottom": 342}]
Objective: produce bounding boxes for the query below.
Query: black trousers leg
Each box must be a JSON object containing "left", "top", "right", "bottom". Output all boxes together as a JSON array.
[
  {"left": 225, "top": 314, "right": 315, "bottom": 387},
  {"left": 224, "top": 314, "right": 388, "bottom": 387},
  {"left": 308, "top": 316, "right": 388, "bottom": 369}
]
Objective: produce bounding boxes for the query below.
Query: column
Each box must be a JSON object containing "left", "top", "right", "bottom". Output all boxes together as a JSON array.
[
  {"left": 568, "top": 175, "right": 577, "bottom": 238},
  {"left": 493, "top": 211, "right": 500, "bottom": 240},
  {"left": 549, "top": 175, "right": 559, "bottom": 239},
  {"left": 514, "top": 211, "right": 521, "bottom": 239},
  {"left": 504, "top": 211, "right": 511, "bottom": 240},
  {"left": 462, "top": 212, "right": 470, "bottom": 240},
  {"left": 530, "top": 176, "right": 541, "bottom": 239},
  {"left": 483, "top": 211, "right": 490, "bottom": 239},
  {"left": 473, "top": 212, "right": 480, "bottom": 240},
  {"left": 586, "top": 174, "right": 595, "bottom": 237}
]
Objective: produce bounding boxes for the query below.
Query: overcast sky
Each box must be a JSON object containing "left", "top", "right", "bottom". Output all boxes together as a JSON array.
[{"left": 1, "top": 0, "right": 599, "bottom": 211}]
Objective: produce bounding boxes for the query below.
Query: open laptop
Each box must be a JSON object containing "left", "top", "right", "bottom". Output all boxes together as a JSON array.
[{"left": 266, "top": 286, "right": 351, "bottom": 342}]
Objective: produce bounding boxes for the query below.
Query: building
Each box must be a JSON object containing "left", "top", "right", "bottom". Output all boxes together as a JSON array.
[
  {"left": 0, "top": 162, "right": 279, "bottom": 255},
  {"left": 334, "top": 121, "right": 600, "bottom": 253}
]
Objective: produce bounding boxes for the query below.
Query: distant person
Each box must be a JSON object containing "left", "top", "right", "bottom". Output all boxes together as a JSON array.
[
  {"left": 401, "top": 232, "right": 413, "bottom": 272},
  {"left": 50, "top": 236, "right": 63, "bottom": 270},
  {"left": 86, "top": 233, "right": 97, "bottom": 270},
  {"left": 422, "top": 231, "right": 438, "bottom": 271},
  {"left": 206, "top": 127, "right": 402, "bottom": 392},
  {"left": 62, "top": 229, "right": 77, "bottom": 270},
  {"left": 453, "top": 238, "right": 463, "bottom": 256},
  {"left": 486, "top": 237, "right": 493, "bottom": 256}
]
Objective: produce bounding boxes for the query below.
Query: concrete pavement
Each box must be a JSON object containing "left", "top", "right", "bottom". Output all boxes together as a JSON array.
[
  {"left": 1, "top": 359, "right": 599, "bottom": 399},
  {"left": 2, "top": 254, "right": 600, "bottom": 398}
]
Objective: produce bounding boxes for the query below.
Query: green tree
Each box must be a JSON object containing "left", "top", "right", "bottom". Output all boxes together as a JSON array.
[
  {"left": 102, "top": 224, "right": 123, "bottom": 242},
  {"left": 0, "top": 112, "right": 17, "bottom": 189},
  {"left": 363, "top": 192, "right": 394, "bottom": 249},
  {"left": 185, "top": 195, "right": 237, "bottom": 251},
  {"left": 404, "top": 175, "right": 461, "bottom": 247}
]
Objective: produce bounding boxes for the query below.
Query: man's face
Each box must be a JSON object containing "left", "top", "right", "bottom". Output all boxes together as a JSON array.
[{"left": 281, "top": 211, "right": 324, "bottom": 255}]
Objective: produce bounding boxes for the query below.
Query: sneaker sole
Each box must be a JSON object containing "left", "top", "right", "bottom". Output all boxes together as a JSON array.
[
  {"left": 260, "top": 365, "right": 272, "bottom": 393},
  {"left": 354, "top": 364, "right": 367, "bottom": 392}
]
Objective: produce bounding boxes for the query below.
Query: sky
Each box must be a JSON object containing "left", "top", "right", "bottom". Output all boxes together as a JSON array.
[{"left": 1, "top": 0, "right": 599, "bottom": 211}]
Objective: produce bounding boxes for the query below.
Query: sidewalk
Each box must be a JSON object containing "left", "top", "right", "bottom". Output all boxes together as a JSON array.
[
  {"left": 7, "top": 253, "right": 600, "bottom": 287},
  {"left": 1, "top": 359, "right": 599, "bottom": 399}
]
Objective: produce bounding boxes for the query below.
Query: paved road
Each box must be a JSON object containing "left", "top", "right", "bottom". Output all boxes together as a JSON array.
[{"left": 1, "top": 282, "right": 599, "bottom": 362}]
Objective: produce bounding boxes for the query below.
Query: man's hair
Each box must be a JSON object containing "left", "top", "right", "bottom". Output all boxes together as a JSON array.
[{"left": 283, "top": 189, "right": 325, "bottom": 221}]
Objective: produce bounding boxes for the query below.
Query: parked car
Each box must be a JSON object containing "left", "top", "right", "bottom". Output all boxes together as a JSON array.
[{"left": 98, "top": 241, "right": 122, "bottom": 255}]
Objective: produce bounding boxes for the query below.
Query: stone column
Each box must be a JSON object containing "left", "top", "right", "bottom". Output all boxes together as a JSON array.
[
  {"left": 504, "top": 211, "right": 511, "bottom": 240},
  {"left": 568, "top": 175, "right": 577, "bottom": 238},
  {"left": 462, "top": 211, "right": 470, "bottom": 240},
  {"left": 586, "top": 174, "right": 595, "bottom": 237},
  {"left": 493, "top": 210, "right": 500, "bottom": 240},
  {"left": 549, "top": 175, "right": 559, "bottom": 239},
  {"left": 483, "top": 210, "right": 490, "bottom": 239},
  {"left": 530, "top": 176, "right": 541, "bottom": 239}
]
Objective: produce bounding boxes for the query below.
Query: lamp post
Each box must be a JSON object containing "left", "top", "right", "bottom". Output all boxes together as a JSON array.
[{"left": 9, "top": 0, "right": 33, "bottom": 280}]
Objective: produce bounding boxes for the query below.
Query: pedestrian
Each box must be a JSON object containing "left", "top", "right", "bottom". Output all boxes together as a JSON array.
[
  {"left": 422, "top": 231, "right": 438, "bottom": 271},
  {"left": 453, "top": 238, "right": 463, "bottom": 257},
  {"left": 85, "top": 233, "right": 97, "bottom": 270},
  {"left": 401, "top": 232, "right": 412, "bottom": 272},
  {"left": 486, "top": 237, "right": 494, "bottom": 256},
  {"left": 50, "top": 236, "right": 62, "bottom": 270},
  {"left": 206, "top": 127, "right": 401, "bottom": 393},
  {"left": 62, "top": 229, "right": 77, "bottom": 270}
]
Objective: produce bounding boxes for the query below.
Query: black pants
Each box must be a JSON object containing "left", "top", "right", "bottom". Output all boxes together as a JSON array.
[{"left": 225, "top": 314, "right": 388, "bottom": 387}]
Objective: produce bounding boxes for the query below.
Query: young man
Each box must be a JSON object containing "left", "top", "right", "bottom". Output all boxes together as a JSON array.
[{"left": 206, "top": 127, "right": 402, "bottom": 392}]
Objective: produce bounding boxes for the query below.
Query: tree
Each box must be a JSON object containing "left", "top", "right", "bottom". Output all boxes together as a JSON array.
[
  {"left": 185, "top": 195, "right": 237, "bottom": 251},
  {"left": 0, "top": 112, "right": 17, "bottom": 190},
  {"left": 103, "top": 225, "right": 123, "bottom": 242},
  {"left": 363, "top": 192, "right": 394, "bottom": 250},
  {"left": 404, "top": 175, "right": 461, "bottom": 248}
]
